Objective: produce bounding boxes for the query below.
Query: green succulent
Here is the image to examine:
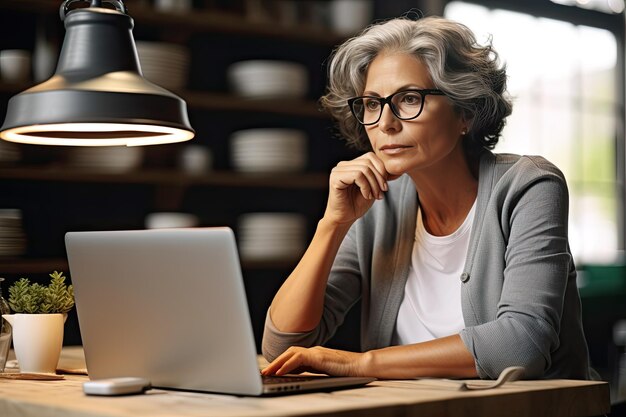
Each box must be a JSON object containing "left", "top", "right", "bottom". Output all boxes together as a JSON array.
[{"left": 7, "top": 271, "right": 74, "bottom": 314}]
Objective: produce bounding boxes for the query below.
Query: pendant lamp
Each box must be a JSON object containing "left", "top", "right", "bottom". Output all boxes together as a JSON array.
[{"left": 0, "top": 0, "right": 194, "bottom": 146}]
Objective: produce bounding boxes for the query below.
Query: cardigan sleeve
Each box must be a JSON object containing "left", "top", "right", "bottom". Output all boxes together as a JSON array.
[
  {"left": 460, "top": 171, "right": 572, "bottom": 379},
  {"left": 261, "top": 225, "right": 363, "bottom": 362}
]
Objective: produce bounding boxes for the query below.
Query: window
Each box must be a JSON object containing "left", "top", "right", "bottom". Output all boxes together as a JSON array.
[{"left": 445, "top": 2, "right": 622, "bottom": 263}]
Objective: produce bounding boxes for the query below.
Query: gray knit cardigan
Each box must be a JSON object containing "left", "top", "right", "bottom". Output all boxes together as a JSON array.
[{"left": 262, "top": 151, "right": 591, "bottom": 380}]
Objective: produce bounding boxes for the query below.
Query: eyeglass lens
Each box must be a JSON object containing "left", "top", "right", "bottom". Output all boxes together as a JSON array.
[{"left": 351, "top": 91, "right": 424, "bottom": 125}]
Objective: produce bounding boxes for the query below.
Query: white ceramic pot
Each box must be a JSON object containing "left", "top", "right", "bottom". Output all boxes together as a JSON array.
[{"left": 3, "top": 313, "right": 66, "bottom": 374}]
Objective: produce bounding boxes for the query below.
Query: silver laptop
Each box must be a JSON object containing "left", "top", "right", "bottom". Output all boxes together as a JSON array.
[{"left": 65, "top": 227, "right": 374, "bottom": 396}]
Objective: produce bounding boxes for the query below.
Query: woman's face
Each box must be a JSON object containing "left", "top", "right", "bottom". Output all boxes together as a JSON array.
[{"left": 363, "top": 52, "right": 466, "bottom": 177}]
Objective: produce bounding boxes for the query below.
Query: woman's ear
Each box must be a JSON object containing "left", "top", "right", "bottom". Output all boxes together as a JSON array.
[
  {"left": 459, "top": 118, "right": 469, "bottom": 136},
  {"left": 457, "top": 110, "right": 471, "bottom": 136}
]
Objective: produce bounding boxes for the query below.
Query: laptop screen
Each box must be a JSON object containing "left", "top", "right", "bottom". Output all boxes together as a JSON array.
[{"left": 66, "top": 228, "right": 265, "bottom": 395}]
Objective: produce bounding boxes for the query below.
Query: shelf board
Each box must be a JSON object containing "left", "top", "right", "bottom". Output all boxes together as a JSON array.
[
  {"left": 0, "top": 257, "right": 296, "bottom": 275},
  {"left": 0, "top": 83, "right": 326, "bottom": 119},
  {"left": 0, "top": 166, "right": 329, "bottom": 189},
  {"left": 0, "top": 0, "right": 345, "bottom": 46},
  {"left": 0, "top": 258, "right": 69, "bottom": 275},
  {"left": 132, "top": 5, "right": 343, "bottom": 46},
  {"left": 181, "top": 91, "right": 326, "bottom": 119}
]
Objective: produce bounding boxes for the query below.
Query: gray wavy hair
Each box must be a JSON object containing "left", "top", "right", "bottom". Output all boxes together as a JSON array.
[{"left": 320, "top": 16, "right": 513, "bottom": 154}]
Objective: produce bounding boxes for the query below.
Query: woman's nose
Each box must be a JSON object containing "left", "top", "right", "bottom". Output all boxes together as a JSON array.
[{"left": 378, "top": 104, "right": 401, "bottom": 133}]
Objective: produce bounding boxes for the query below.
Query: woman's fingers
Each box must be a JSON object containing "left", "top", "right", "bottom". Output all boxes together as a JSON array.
[
  {"left": 360, "top": 153, "right": 389, "bottom": 192},
  {"left": 262, "top": 347, "right": 307, "bottom": 376},
  {"left": 266, "top": 347, "right": 324, "bottom": 376},
  {"left": 262, "top": 346, "right": 366, "bottom": 377},
  {"left": 324, "top": 152, "right": 396, "bottom": 224},
  {"left": 274, "top": 352, "right": 307, "bottom": 376},
  {"left": 331, "top": 166, "right": 379, "bottom": 200},
  {"left": 332, "top": 154, "right": 388, "bottom": 200}
]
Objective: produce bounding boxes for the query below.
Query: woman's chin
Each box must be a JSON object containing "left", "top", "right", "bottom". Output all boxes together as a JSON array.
[{"left": 382, "top": 161, "right": 406, "bottom": 178}]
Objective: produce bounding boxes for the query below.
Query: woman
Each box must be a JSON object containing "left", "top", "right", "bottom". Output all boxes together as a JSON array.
[{"left": 261, "top": 16, "right": 591, "bottom": 380}]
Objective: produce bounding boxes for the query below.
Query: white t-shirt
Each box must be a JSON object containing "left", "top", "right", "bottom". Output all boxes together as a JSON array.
[{"left": 392, "top": 200, "right": 476, "bottom": 345}]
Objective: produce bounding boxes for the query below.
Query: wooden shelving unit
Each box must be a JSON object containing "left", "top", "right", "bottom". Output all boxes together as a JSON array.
[
  {"left": 0, "top": 0, "right": 340, "bottom": 278},
  {"left": 0, "top": 0, "right": 344, "bottom": 46},
  {"left": 0, "top": 0, "right": 369, "bottom": 350}
]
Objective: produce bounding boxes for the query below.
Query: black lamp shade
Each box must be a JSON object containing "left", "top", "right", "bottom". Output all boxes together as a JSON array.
[{"left": 0, "top": 3, "right": 194, "bottom": 146}]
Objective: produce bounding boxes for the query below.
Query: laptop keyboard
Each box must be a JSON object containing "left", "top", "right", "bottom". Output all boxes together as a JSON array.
[{"left": 261, "top": 375, "right": 323, "bottom": 385}]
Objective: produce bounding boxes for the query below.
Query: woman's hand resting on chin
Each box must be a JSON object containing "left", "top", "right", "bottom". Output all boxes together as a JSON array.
[
  {"left": 324, "top": 152, "right": 399, "bottom": 226},
  {"left": 261, "top": 346, "right": 369, "bottom": 377}
]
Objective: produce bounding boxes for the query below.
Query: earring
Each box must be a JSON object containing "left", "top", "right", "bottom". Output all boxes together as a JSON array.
[{"left": 461, "top": 129, "right": 467, "bottom": 135}]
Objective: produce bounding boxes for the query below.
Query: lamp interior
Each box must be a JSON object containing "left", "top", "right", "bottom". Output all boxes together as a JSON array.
[{"left": 1, "top": 123, "right": 195, "bottom": 146}]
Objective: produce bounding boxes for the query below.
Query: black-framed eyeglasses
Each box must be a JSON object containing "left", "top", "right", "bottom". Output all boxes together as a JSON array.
[{"left": 347, "top": 89, "right": 446, "bottom": 126}]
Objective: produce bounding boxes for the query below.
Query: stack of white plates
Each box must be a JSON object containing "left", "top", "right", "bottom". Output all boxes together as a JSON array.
[
  {"left": 227, "top": 60, "right": 308, "bottom": 98},
  {"left": 135, "top": 41, "right": 190, "bottom": 90},
  {"left": 0, "top": 209, "right": 26, "bottom": 257},
  {"left": 230, "top": 129, "right": 307, "bottom": 173},
  {"left": 67, "top": 147, "right": 143, "bottom": 172},
  {"left": 238, "top": 213, "right": 306, "bottom": 261}
]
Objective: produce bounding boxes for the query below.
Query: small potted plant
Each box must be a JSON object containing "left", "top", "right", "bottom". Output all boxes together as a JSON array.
[{"left": 3, "top": 271, "right": 74, "bottom": 374}]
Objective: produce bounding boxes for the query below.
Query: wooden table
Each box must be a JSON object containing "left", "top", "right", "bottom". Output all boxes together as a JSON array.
[{"left": 0, "top": 347, "right": 610, "bottom": 417}]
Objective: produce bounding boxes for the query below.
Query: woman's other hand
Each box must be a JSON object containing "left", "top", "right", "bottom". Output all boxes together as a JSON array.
[
  {"left": 261, "top": 346, "right": 368, "bottom": 377},
  {"left": 324, "top": 152, "right": 396, "bottom": 226},
  {"left": 261, "top": 335, "right": 478, "bottom": 379}
]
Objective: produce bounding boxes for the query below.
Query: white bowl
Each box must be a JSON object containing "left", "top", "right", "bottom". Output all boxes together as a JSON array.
[
  {"left": 67, "top": 147, "right": 143, "bottom": 172},
  {"left": 0, "top": 49, "right": 31, "bottom": 83},
  {"left": 238, "top": 212, "right": 306, "bottom": 230},
  {"left": 238, "top": 212, "right": 306, "bottom": 260},
  {"left": 145, "top": 212, "right": 199, "bottom": 229},
  {"left": 227, "top": 60, "right": 308, "bottom": 98},
  {"left": 0, "top": 209, "right": 21, "bottom": 220},
  {"left": 178, "top": 145, "right": 213, "bottom": 174},
  {"left": 230, "top": 129, "right": 307, "bottom": 173},
  {"left": 329, "top": 0, "right": 373, "bottom": 35}
]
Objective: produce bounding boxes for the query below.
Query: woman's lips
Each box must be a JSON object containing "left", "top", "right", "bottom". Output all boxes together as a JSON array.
[{"left": 380, "top": 144, "right": 412, "bottom": 155}]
